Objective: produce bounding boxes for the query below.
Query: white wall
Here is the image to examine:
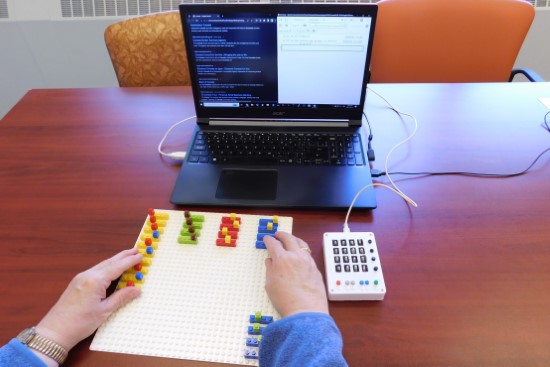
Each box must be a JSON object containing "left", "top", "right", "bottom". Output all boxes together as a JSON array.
[
  {"left": 0, "top": 18, "right": 121, "bottom": 119},
  {"left": 514, "top": 9, "right": 550, "bottom": 82},
  {"left": 1, "top": 10, "right": 549, "bottom": 120}
]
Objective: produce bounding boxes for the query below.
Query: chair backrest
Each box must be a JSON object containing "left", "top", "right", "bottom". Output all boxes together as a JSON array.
[
  {"left": 104, "top": 11, "right": 191, "bottom": 87},
  {"left": 370, "top": 0, "right": 535, "bottom": 83}
]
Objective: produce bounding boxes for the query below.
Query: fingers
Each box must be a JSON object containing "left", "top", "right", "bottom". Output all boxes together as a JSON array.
[
  {"left": 96, "top": 248, "right": 139, "bottom": 268},
  {"left": 296, "top": 237, "right": 311, "bottom": 253},
  {"left": 95, "top": 248, "right": 143, "bottom": 281},
  {"left": 265, "top": 231, "right": 312, "bottom": 260},
  {"left": 274, "top": 231, "right": 302, "bottom": 252},
  {"left": 275, "top": 231, "right": 312, "bottom": 255},
  {"left": 99, "top": 250, "right": 144, "bottom": 314},
  {"left": 264, "top": 235, "right": 284, "bottom": 259}
]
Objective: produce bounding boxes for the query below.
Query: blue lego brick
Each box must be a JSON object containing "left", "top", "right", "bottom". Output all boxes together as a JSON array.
[
  {"left": 246, "top": 337, "right": 261, "bottom": 347},
  {"left": 257, "top": 233, "right": 270, "bottom": 241},
  {"left": 258, "top": 226, "right": 277, "bottom": 234},
  {"left": 248, "top": 324, "right": 265, "bottom": 335},
  {"left": 244, "top": 349, "right": 259, "bottom": 360},
  {"left": 249, "top": 314, "right": 273, "bottom": 324},
  {"left": 259, "top": 218, "right": 279, "bottom": 227},
  {"left": 261, "top": 315, "right": 273, "bottom": 324}
]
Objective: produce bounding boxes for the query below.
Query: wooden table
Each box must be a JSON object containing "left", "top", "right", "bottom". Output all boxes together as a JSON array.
[{"left": 1, "top": 83, "right": 550, "bottom": 366}]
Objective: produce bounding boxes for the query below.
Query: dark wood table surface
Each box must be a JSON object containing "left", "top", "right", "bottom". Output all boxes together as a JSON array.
[{"left": 1, "top": 83, "right": 550, "bottom": 366}]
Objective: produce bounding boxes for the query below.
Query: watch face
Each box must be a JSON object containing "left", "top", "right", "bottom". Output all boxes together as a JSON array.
[{"left": 17, "top": 327, "right": 36, "bottom": 344}]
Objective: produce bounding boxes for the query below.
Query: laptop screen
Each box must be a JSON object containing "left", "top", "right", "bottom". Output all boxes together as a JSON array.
[{"left": 179, "top": 4, "right": 378, "bottom": 122}]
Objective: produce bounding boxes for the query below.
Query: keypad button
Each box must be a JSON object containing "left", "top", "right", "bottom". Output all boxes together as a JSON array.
[
  {"left": 340, "top": 239, "right": 347, "bottom": 246},
  {"left": 344, "top": 265, "right": 351, "bottom": 272},
  {"left": 350, "top": 248, "right": 357, "bottom": 254},
  {"left": 334, "top": 256, "right": 341, "bottom": 263},
  {"left": 333, "top": 248, "right": 339, "bottom": 255},
  {"left": 343, "top": 256, "right": 350, "bottom": 263},
  {"left": 336, "top": 265, "right": 342, "bottom": 272},
  {"left": 359, "top": 247, "right": 365, "bottom": 254},
  {"left": 353, "top": 265, "right": 360, "bottom": 272},
  {"left": 352, "top": 256, "right": 358, "bottom": 263},
  {"left": 362, "top": 265, "right": 368, "bottom": 272},
  {"left": 342, "top": 248, "right": 348, "bottom": 255}
]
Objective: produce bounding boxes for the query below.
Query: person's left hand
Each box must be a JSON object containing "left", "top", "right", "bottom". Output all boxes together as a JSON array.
[{"left": 35, "top": 248, "right": 143, "bottom": 351}]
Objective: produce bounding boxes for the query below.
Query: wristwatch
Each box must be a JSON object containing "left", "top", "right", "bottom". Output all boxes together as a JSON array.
[{"left": 16, "top": 327, "right": 68, "bottom": 364}]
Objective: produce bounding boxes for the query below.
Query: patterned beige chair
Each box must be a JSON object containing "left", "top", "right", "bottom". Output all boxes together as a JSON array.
[{"left": 104, "top": 11, "right": 191, "bottom": 87}]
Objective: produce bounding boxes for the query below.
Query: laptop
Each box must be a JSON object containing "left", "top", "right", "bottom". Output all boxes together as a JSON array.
[{"left": 170, "top": 3, "right": 378, "bottom": 209}]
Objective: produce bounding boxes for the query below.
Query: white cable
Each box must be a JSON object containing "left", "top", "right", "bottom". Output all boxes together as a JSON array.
[
  {"left": 158, "top": 115, "right": 197, "bottom": 161},
  {"left": 343, "top": 182, "right": 417, "bottom": 232},
  {"left": 343, "top": 87, "right": 419, "bottom": 232},
  {"left": 368, "top": 87, "right": 418, "bottom": 207}
]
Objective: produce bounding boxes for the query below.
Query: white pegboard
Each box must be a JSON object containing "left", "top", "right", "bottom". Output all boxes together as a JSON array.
[{"left": 90, "top": 209, "right": 293, "bottom": 365}]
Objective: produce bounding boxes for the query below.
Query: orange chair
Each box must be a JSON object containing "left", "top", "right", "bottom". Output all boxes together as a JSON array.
[
  {"left": 104, "top": 11, "right": 191, "bottom": 87},
  {"left": 370, "top": 0, "right": 543, "bottom": 83}
]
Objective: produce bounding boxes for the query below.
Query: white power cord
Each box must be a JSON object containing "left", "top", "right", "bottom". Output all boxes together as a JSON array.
[
  {"left": 158, "top": 115, "right": 197, "bottom": 161},
  {"left": 343, "top": 87, "right": 419, "bottom": 232}
]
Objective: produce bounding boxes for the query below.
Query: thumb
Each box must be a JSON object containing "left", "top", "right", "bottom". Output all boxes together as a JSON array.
[{"left": 102, "top": 287, "right": 142, "bottom": 315}]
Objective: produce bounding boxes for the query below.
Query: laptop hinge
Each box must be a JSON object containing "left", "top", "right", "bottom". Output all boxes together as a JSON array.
[{"left": 208, "top": 119, "right": 350, "bottom": 127}]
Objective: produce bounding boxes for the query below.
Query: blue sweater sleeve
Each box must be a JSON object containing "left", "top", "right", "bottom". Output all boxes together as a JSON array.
[
  {"left": 259, "top": 312, "right": 348, "bottom": 367},
  {"left": 0, "top": 339, "right": 47, "bottom": 367}
]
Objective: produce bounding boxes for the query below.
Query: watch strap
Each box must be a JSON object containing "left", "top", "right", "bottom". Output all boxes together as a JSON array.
[{"left": 17, "top": 327, "right": 68, "bottom": 365}]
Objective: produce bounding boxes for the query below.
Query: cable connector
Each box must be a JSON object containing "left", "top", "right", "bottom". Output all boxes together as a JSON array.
[
  {"left": 158, "top": 115, "right": 196, "bottom": 161},
  {"left": 166, "top": 151, "right": 186, "bottom": 161},
  {"left": 367, "top": 148, "right": 376, "bottom": 161},
  {"left": 370, "top": 169, "right": 385, "bottom": 177}
]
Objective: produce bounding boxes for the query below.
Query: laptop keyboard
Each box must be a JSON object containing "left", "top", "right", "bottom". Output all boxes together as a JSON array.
[{"left": 187, "top": 132, "right": 365, "bottom": 166}]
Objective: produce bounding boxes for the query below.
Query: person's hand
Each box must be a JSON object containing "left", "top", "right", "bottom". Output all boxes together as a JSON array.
[
  {"left": 35, "top": 248, "right": 143, "bottom": 351},
  {"left": 264, "top": 231, "right": 329, "bottom": 317}
]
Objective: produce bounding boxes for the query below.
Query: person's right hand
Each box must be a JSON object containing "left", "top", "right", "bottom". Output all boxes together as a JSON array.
[
  {"left": 36, "top": 248, "right": 143, "bottom": 353},
  {"left": 263, "top": 231, "right": 329, "bottom": 317}
]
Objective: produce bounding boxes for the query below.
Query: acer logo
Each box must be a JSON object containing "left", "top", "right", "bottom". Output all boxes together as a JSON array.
[{"left": 273, "top": 112, "right": 285, "bottom": 116}]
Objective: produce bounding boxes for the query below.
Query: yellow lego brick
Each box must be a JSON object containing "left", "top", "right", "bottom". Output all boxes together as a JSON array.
[
  {"left": 143, "top": 227, "right": 164, "bottom": 234},
  {"left": 140, "top": 234, "right": 160, "bottom": 242},
  {"left": 154, "top": 212, "right": 169, "bottom": 220},
  {"left": 139, "top": 258, "right": 152, "bottom": 266},
  {"left": 117, "top": 280, "right": 143, "bottom": 289},
  {"left": 127, "top": 265, "right": 149, "bottom": 274},
  {"left": 137, "top": 241, "right": 158, "bottom": 250},
  {"left": 147, "top": 220, "right": 167, "bottom": 227},
  {"left": 138, "top": 248, "right": 155, "bottom": 258},
  {"left": 121, "top": 273, "right": 144, "bottom": 283}
]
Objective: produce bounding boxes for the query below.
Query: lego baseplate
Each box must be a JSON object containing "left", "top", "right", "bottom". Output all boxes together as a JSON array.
[{"left": 90, "top": 209, "right": 292, "bottom": 365}]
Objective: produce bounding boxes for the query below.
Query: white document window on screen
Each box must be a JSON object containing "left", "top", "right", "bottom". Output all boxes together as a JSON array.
[{"left": 539, "top": 98, "right": 550, "bottom": 109}]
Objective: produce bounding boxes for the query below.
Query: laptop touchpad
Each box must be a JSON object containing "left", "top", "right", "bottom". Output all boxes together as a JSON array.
[{"left": 216, "top": 169, "right": 277, "bottom": 200}]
